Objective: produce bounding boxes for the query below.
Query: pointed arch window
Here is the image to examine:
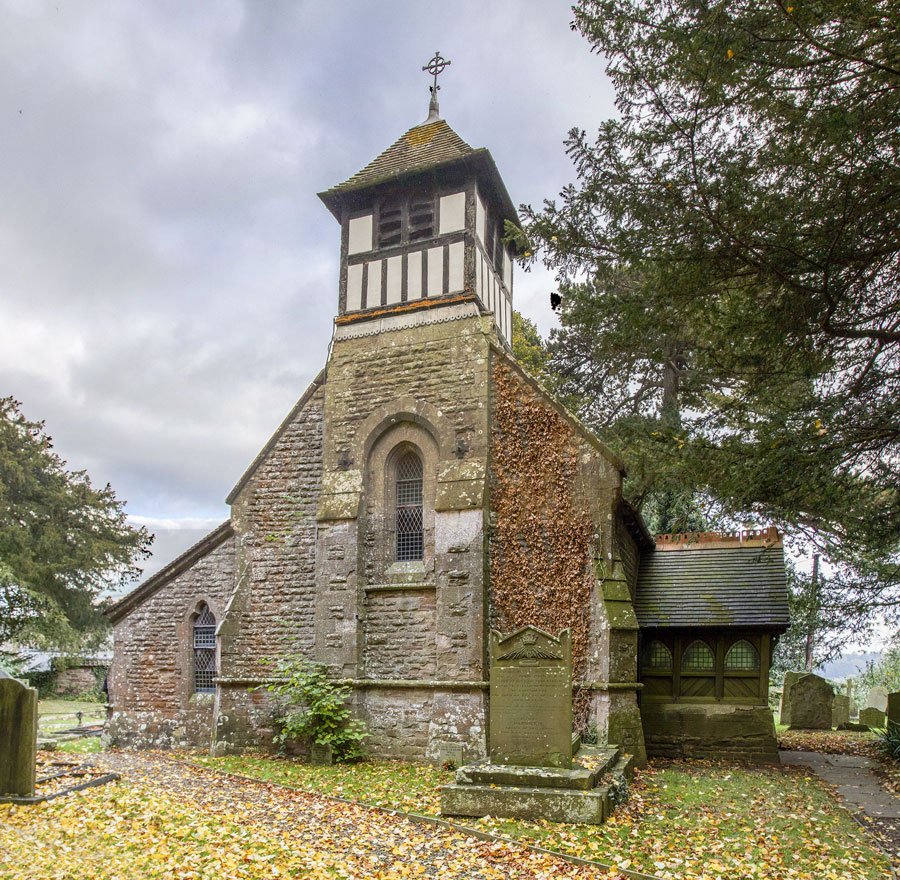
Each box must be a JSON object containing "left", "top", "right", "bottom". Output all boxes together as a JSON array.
[
  {"left": 725, "top": 639, "right": 760, "bottom": 671},
  {"left": 644, "top": 640, "right": 673, "bottom": 671},
  {"left": 193, "top": 604, "right": 217, "bottom": 693},
  {"left": 395, "top": 451, "right": 424, "bottom": 561},
  {"left": 681, "top": 640, "right": 715, "bottom": 672}
]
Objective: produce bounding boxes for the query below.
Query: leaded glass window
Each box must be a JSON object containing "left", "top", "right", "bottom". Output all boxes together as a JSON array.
[
  {"left": 681, "top": 640, "right": 715, "bottom": 671},
  {"left": 645, "top": 640, "right": 673, "bottom": 670},
  {"left": 725, "top": 639, "right": 760, "bottom": 671},
  {"left": 193, "top": 604, "right": 217, "bottom": 693},
  {"left": 395, "top": 451, "right": 424, "bottom": 561}
]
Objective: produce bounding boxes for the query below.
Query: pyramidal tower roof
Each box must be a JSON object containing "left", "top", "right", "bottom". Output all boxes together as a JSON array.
[
  {"left": 318, "top": 102, "right": 519, "bottom": 229},
  {"left": 329, "top": 118, "right": 475, "bottom": 194}
]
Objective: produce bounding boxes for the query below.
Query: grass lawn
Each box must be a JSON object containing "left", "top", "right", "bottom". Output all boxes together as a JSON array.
[
  {"left": 38, "top": 699, "right": 106, "bottom": 716},
  {"left": 187, "top": 752, "right": 892, "bottom": 879},
  {"left": 37, "top": 699, "right": 106, "bottom": 736},
  {"left": 186, "top": 752, "right": 451, "bottom": 815},
  {"left": 56, "top": 735, "right": 104, "bottom": 753},
  {"left": 777, "top": 725, "right": 881, "bottom": 757}
]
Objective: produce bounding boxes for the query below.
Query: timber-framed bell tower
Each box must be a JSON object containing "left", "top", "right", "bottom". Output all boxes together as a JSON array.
[{"left": 317, "top": 52, "right": 520, "bottom": 347}]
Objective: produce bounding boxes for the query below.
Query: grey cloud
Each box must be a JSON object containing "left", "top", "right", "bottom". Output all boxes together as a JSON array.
[{"left": 2, "top": 0, "right": 616, "bottom": 525}]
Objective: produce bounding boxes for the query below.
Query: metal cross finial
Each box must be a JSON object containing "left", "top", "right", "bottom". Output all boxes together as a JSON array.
[{"left": 423, "top": 51, "right": 451, "bottom": 96}]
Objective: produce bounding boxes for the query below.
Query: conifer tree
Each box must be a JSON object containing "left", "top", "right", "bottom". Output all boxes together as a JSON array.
[
  {"left": 523, "top": 0, "right": 900, "bottom": 619},
  {"left": 0, "top": 397, "right": 150, "bottom": 649}
]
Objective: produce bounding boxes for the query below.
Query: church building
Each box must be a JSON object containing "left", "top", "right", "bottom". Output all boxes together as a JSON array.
[{"left": 106, "top": 68, "right": 789, "bottom": 766}]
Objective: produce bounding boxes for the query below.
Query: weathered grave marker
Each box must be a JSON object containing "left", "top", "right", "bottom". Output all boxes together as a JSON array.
[
  {"left": 0, "top": 675, "right": 38, "bottom": 797},
  {"left": 441, "top": 624, "right": 627, "bottom": 824},
  {"left": 309, "top": 742, "right": 333, "bottom": 765},
  {"left": 787, "top": 673, "right": 833, "bottom": 730},
  {"left": 437, "top": 741, "right": 464, "bottom": 768},
  {"left": 488, "top": 626, "right": 572, "bottom": 768},
  {"left": 832, "top": 694, "right": 850, "bottom": 729},
  {"left": 859, "top": 707, "right": 886, "bottom": 728},
  {"left": 865, "top": 686, "right": 889, "bottom": 713},
  {"left": 887, "top": 692, "right": 900, "bottom": 727},
  {"left": 779, "top": 671, "right": 803, "bottom": 725}
]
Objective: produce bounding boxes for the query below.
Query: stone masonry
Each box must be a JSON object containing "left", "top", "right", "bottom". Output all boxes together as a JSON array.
[{"left": 105, "top": 102, "right": 776, "bottom": 767}]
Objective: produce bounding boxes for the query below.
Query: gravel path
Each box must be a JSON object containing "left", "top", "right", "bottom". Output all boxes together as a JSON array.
[{"left": 96, "top": 751, "right": 625, "bottom": 880}]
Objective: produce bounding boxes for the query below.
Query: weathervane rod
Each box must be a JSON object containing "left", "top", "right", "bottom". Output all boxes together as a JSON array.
[{"left": 422, "top": 51, "right": 450, "bottom": 122}]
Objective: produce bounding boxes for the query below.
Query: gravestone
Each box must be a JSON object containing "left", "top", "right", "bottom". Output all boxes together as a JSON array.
[
  {"left": 832, "top": 694, "right": 850, "bottom": 729},
  {"left": 779, "top": 671, "right": 804, "bottom": 725},
  {"left": 860, "top": 706, "right": 886, "bottom": 728},
  {"left": 865, "top": 686, "right": 889, "bottom": 713},
  {"left": 488, "top": 626, "right": 572, "bottom": 768},
  {"left": 309, "top": 742, "right": 332, "bottom": 765},
  {"left": 0, "top": 676, "right": 38, "bottom": 797},
  {"left": 437, "top": 741, "right": 464, "bottom": 768},
  {"left": 887, "top": 693, "right": 900, "bottom": 727},
  {"left": 787, "top": 673, "right": 833, "bottom": 730},
  {"left": 441, "top": 625, "right": 627, "bottom": 824}
]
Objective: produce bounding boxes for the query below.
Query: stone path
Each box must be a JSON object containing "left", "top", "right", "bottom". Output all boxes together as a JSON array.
[
  {"left": 94, "top": 751, "right": 628, "bottom": 880},
  {"left": 780, "top": 750, "right": 900, "bottom": 819}
]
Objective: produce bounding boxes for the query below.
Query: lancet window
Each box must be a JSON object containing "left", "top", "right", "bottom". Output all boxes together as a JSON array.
[{"left": 193, "top": 604, "right": 217, "bottom": 693}]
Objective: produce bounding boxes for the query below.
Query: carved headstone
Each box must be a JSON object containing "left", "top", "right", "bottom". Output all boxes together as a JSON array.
[
  {"left": 779, "top": 671, "right": 804, "bottom": 725},
  {"left": 309, "top": 743, "right": 332, "bottom": 765},
  {"left": 832, "top": 694, "right": 850, "bottom": 729},
  {"left": 787, "top": 673, "right": 833, "bottom": 730},
  {"left": 887, "top": 693, "right": 900, "bottom": 727},
  {"left": 859, "top": 706, "right": 886, "bottom": 728},
  {"left": 0, "top": 677, "right": 38, "bottom": 797},
  {"left": 865, "top": 686, "right": 889, "bottom": 713},
  {"left": 489, "top": 626, "right": 572, "bottom": 768},
  {"left": 437, "top": 741, "right": 464, "bottom": 768}
]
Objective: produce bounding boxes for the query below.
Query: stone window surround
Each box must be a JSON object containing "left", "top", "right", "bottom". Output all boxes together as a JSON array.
[
  {"left": 364, "top": 422, "right": 439, "bottom": 583},
  {"left": 175, "top": 596, "right": 222, "bottom": 706}
]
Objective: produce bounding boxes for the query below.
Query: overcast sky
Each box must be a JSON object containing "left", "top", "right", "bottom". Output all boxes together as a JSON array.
[{"left": 3, "top": 1, "right": 616, "bottom": 568}]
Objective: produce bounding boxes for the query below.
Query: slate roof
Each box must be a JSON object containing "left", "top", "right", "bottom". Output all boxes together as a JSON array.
[
  {"left": 105, "top": 521, "right": 234, "bottom": 624},
  {"left": 634, "top": 544, "right": 790, "bottom": 629},
  {"left": 327, "top": 120, "right": 475, "bottom": 194},
  {"left": 317, "top": 117, "right": 520, "bottom": 230}
]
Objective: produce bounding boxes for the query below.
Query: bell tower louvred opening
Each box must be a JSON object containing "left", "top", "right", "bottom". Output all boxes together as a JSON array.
[{"left": 317, "top": 53, "right": 522, "bottom": 347}]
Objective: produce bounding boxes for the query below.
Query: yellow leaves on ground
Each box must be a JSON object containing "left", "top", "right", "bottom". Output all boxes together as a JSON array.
[
  {"left": 0, "top": 784, "right": 305, "bottom": 880},
  {"left": 195, "top": 749, "right": 892, "bottom": 880},
  {"left": 4, "top": 746, "right": 893, "bottom": 880},
  {"left": 470, "top": 761, "right": 891, "bottom": 880},
  {"left": 1, "top": 755, "right": 611, "bottom": 880},
  {"left": 779, "top": 727, "right": 875, "bottom": 757},
  {"left": 187, "top": 752, "right": 451, "bottom": 816}
]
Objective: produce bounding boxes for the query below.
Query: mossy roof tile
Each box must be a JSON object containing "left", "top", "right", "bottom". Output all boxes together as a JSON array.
[{"left": 323, "top": 120, "right": 475, "bottom": 195}]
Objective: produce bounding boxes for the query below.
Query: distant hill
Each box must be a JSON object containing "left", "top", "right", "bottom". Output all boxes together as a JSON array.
[{"left": 818, "top": 652, "right": 881, "bottom": 681}]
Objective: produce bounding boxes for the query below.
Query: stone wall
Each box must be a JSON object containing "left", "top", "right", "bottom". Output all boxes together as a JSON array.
[
  {"left": 215, "top": 380, "right": 326, "bottom": 752},
  {"left": 642, "top": 703, "right": 780, "bottom": 763},
  {"left": 362, "top": 589, "right": 437, "bottom": 679},
  {"left": 53, "top": 665, "right": 104, "bottom": 696},
  {"left": 487, "top": 355, "right": 646, "bottom": 764},
  {"left": 225, "top": 382, "right": 325, "bottom": 678},
  {"left": 107, "top": 533, "right": 237, "bottom": 749},
  {"left": 314, "top": 308, "right": 493, "bottom": 761}
]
